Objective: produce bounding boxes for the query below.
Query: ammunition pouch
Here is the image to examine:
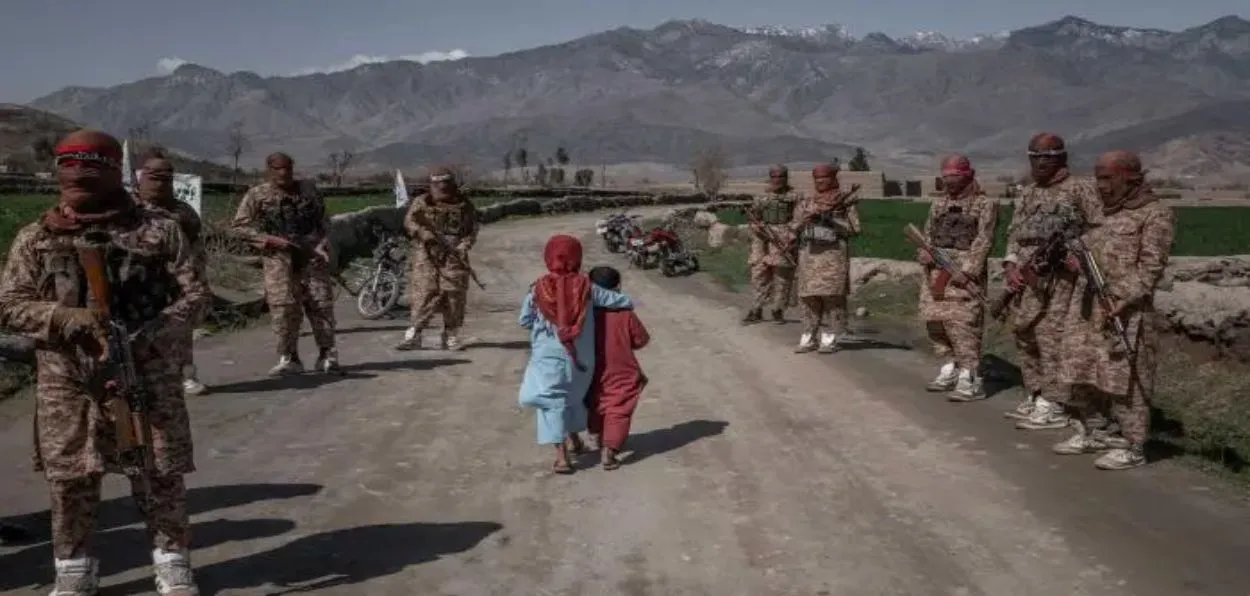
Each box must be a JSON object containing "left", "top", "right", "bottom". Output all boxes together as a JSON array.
[{"left": 930, "top": 210, "right": 977, "bottom": 250}]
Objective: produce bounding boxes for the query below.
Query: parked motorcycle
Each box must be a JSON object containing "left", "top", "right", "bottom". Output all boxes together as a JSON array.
[
  {"left": 595, "top": 211, "right": 643, "bottom": 253},
  {"left": 625, "top": 225, "right": 700, "bottom": 277},
  {"left": 354, "top": 231, "right": 407, "bottom": 319}
]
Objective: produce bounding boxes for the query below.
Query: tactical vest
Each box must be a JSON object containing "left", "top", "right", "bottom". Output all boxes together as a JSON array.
[
  {"left": 428, "top": 203, "right": 473, "bottom": 243},
  {"left": 930, "top": 205, "right": 979, "bottom": 250},
  {"left": 259, "top": 189, "right": 323, "bottom": 240},
  {"left": 40, "top": 231, "right": 176, "bottom": 333},
  {"left": 1014, "top": 193, "right": 1085, "bottom": 247},
  {"left": 756, "top": 194, "right": 797, "bottom": 225},
  {"left": 801, "top": 208, "right": 848, "bottom": 243}
]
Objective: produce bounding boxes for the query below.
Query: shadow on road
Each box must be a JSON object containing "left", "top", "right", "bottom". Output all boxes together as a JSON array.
[
  {"left": 1, "top": 482, "right": 322, "bottom": 593},
  {"left": 980, "top": 353, "right": 1023, "bottom": 398},
  {"left": 104, "top": 521, "right": 504, "bottom": 595},
  {"left": 209, "top": 358, "right": 469, "bottom": 394},
  {"left": 624, "top": 419, "right": 729, "bottom": 465},
  {"left": 468, "top": 340, "right": 530, "bottom": 350},
  {"left": 308, "top": 324, "right": 410, "bottom": 337},
  {"left": 1, "top": 518, "right": 298, "bottom": 593},
  {"left": 837, "top": 338, "right": 913, "bottom": 352}
]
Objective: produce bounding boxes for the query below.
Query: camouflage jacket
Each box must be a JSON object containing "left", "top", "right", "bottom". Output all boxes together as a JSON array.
[
  {"left": 750, "top": 191, "right": 802, "bottom": 226},
  {"left": 231, "top": 180, "right": 330, "bottom": 250},
  {"left": 0, "top": 210, "right": 211, "bottom": 387},
  {"left": 403, "top": 194, "right": 480, "bottom": 250}
]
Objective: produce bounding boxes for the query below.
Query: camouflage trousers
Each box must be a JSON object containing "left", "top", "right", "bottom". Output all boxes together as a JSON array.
[
  {"left": 1061, "top": 385, "right": 1150, "bottom": 448},
  {"left": 50, "top": 472, "right": 189, "bottom": 559},
  {"left": 799, "top": 295, "right": 848, "bottom": 334},
  {"left": 925, "top": 309, "right": 984, "bottom": 372},
  {"left": 409, "top": 288, "right": 468, "bottom": 332},
  {"left": 1013, "top": 312, "right": 1066, "bottom": 402},
  {"left": 749, "top": 263, "right": 795, "bottom": 312},
  {"left": 272, "top": 303, "right": 336, "bottom": 356}
]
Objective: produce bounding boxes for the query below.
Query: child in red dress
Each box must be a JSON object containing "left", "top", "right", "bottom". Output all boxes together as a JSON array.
[{"left": 586, "top": 266, "right": 650, "bottom": 470}]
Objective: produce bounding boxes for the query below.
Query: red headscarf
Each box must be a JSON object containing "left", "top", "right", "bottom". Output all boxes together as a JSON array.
[
  {"left": 533, "top": 234, "right": 592, "bottom": 368},
  {"left": 42, "top": 129, "right": 135, "bottom": 233}
]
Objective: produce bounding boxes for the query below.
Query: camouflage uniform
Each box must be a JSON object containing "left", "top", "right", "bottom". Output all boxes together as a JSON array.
[
  {"left": 0, "top": 209, "right": 209, "bottom": 593},
  {"left": 144, "top": 201, "right": 208, "bottom": 395},
  {"left": 919, "top": 188, "right": 998, "bottom": 400},
  {"left": 1051, "top": 196, "right": 1174, "bottom": 468},
  {"left": 231, "top": 180, "right": 338, "bottom": 374},
  {"left": 792, "top": 195, "right": 860, "bottom": 353},
  {"left": 744, "top": 190, "right": 801, "bottom": 323},
  {"left": 396, "top": 193, "right": 481, "bottom": 350},
  {"left": 1000, "top": 176, "right": 1102, "bottom": 428}
]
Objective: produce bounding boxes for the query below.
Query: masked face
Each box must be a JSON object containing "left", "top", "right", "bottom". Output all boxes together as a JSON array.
[
  {"left": 767, "top": 168, "right": 788, "bottom": 192},
  {"left": 56, "top": 154, "right": 123, "bottom": 210},
  {"left": 138, "top": 160, "right": 175, "bottom": 204},
  {"left": 941, "top": 174, "right": 971, "bottom": 196},
  {"left": 813, "top": 172, "right": 837, "bottom": 193},
  {"left": 1094, "top": 164, "right": 1143, "bottom": 208},
  {"left": 267, "top": 155, "right": 296, "bottom": 188},
  {"left": 1027, "top": 134, "right": 1067, "bottom": 185}
]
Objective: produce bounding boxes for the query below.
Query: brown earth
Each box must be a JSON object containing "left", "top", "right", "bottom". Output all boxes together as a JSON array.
[{"left": 1, "top": 208, "right": 1248, "bottom": 595}]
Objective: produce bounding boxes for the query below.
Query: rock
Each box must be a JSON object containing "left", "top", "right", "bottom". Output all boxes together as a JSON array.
[
  {"left": 851, "top": 258, "right": 922, "bottom": 290},
  {"left": 855, "top": 306, "right": 870, "bottom": 318},
  {"left": 692, "top": 210, "right": 719, "bottom": 229},
  {"left": 707, "top": 222, "right": 730, "bottom": 247}
]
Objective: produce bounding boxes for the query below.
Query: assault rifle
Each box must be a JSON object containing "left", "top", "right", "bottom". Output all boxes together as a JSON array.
[
  {"left": 988, "top": 233, "right": 1067, "bottom": 321},
  {"left": 411, "top": 208, "right": 486, "bottom": 290},
  {"left": 786, "top": 184, "right": 862, "bottom": 249},
  {"left": 76, "top": 233, "right": 154, "bottom": 507},
  {"left": 1071, "top": 238, "right": 1135, "bottom": 359},
  {"left": 903, "top": 223, "right": 985, "bottom": 301},
  {"left": 744, "top": 202, "right": 798, "bottom": 268}
]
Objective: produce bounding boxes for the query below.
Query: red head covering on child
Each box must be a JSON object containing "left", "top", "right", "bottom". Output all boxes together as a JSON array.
[{"left": 533, "top": 234, "right": 592, "bottom": 368}]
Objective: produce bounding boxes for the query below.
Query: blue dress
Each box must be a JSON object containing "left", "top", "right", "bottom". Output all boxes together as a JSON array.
[{"left": 518, "top": 285, "right": 633, "bottom": 445}]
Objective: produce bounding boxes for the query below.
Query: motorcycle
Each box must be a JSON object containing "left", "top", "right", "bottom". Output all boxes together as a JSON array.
[
  {"left": 354, "top": 231, "right": 407, "bottom": 320},
  {"left": 595, "top": 212, "right": 643, "bottom": 253},
  {"left": 625, "top": 225, "right": 700, "bottom": 277}
]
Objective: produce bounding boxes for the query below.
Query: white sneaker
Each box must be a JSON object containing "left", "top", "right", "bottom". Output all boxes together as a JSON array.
[
  {"left": 927, "top": 362, "right": 958, "bottom": 391},
  {"left": 152, "top": 548, "right": 199, "bottom": 595},
  {"left": 49, "top": 557, "right": 98, "bottom": 596},
  {"left": 1095, "top": 448, "right": 1147, "bottom": 470},
  {"left": 395, "top": 326, "right": 422, "bottom": 351},
  {"left": 1052, "top": 424, "right": 1109, "bottom": 455},
  {"left": 1091, "top": 428, "right": 1131, "bottom": 450},
  {"left": 315, "top": 348, "right": 342, "bottom": 374},
  {"left": 442, "top": 330, "right": 465, "bottom": 351},
  {"left": 182, "top": 378, "right": 208, "bottom": 396},
  {"left": 267, "top": 355, "right": 303, "bottom": 377},
  {"left": 947, "top": 369, "right": 986, "bottom": 402},
  {"left": 1004, "top": 392, "right": 1038, "bottom": 420},
  {"left": 795, "top": 331, "right": 817, "bottom": 353},
  {"left": 1015, "top": 397, "right": 1070, "bottom": 430},
  {"left": 816, "top": 331, "right": 838, "bottom": 354}
]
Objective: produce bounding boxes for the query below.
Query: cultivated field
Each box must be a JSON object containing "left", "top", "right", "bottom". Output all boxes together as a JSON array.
[{"left": 4, "top": 193, "right": 1250, "bottom": 258}]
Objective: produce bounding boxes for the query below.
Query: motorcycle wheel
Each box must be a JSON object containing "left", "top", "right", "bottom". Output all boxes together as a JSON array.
[
  {"left": 356, "top": 269, "right": 402, "bottom": 320},
  {"left": 605, "top": 237, "right": 623, "bottom": 253},
  {"left": 661, "top": 261, "right": 677, "bottom": 277}
]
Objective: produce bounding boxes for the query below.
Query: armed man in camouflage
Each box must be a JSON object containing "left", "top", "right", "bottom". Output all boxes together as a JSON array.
[
  {"left": 1050, "top": 150, "right": 1175, "bottom": 470},
  {"left": 918, "top": 155, "right": 998, "bottom": 401},
  {"left": 791, "top": 163, "right": 860, "bottom": 353},
  {"left": 999, "top": 133, "right": 1102, "bottom": 431},
  {"left": 231, "top": 152, "right": 341, "bottom": 375},
  {"left": 395, "top": 166, "right": 481, "bottom": 351},
  {"left": 742, "top": 165, "right": 801, "bottom": 325},
  {"left": 135, "top": 151, "right": 210, "bottom": 396},
  {"left": 0, "top": 130, "right": 210, "bottom": 595}
]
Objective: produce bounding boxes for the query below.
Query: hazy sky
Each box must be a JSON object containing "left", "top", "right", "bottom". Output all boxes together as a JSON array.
[{"left": 1, "top": 0, "right": 1245, "bottom": 103}]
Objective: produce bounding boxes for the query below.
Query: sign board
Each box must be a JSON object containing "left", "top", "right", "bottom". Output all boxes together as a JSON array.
[{"left": 134, "top": 169, "right": 204, "bottom": 215}]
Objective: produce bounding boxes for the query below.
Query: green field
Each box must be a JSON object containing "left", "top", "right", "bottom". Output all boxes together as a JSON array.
[{"left": 715, "top": 201, "right": 1250, "bottom": 258}]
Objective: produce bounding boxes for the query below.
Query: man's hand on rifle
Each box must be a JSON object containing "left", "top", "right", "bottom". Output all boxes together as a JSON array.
[
  {"left": 254, "top": 234, "right": 293, "bottom": 251},
  {"left": 51, "top": 306, "right": 110, "bottom": 361},
  {"left": 1004, "top": 263, "right": 1026, "bottom": 292},
  {"left": 1062, "top": 254, "right": 1080, "bottom": 273},
  {"left": 916, "top": 248, "right": 933, "bottom": 267},
  {"left": 950, "top": 270, "right": 971, "bottom": 288},
  {"left": 312, "top": 241, "right": 331, "bottom": 264}
]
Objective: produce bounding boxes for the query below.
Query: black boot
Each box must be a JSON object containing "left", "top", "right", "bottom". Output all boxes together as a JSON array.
[{"left": 740, "top": 308, "right": 763, "bottom": 325}]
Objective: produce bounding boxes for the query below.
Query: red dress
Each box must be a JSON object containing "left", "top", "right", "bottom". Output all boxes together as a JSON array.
[{"left": 586, "top": 308, "right": 650, "bottom": 450}]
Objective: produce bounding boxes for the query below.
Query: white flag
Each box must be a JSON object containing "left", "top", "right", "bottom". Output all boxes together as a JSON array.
[
  {"left": 394, "top": 169, "right": 410, "bottom": 208},
  {"left": 121, "top": 139, "right": 136, "bottom": 194}
]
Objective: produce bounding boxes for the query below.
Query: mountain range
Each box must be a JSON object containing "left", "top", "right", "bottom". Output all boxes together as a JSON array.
[{"left": 23, "top": 15, "right": 1250, "bottom": 181}]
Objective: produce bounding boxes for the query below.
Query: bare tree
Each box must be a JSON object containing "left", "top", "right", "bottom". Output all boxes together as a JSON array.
[
  {"left": 226, "top": 121, "right": 248, "bottom": 186},
  {"left": 502, "top": 152, "right": 513, "bottom": 187},
  {"left": 691, "top": 145, "right": 729, "bottom": 196},
  {"left": 326, "top": 150, "right": 355, "bottom": 186},
  {"left": 515, "top": 147, "right": 529, "bottom": 184}
]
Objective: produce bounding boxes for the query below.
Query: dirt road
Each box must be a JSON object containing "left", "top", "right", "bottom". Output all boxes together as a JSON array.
[{"left": 2, "top": 209, "right": 1248, "bottom": 595}]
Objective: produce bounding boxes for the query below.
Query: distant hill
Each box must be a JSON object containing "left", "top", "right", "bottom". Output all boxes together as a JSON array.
[{"left": 25, "top": 15, "right": 1250, "bottom": 182}]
